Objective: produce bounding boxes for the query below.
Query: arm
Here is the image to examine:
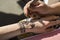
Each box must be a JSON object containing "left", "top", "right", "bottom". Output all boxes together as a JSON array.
[
  {"left": 0, "top": 19, "right": 49, "bottom": 35},
  {"left": 50, "top": 2, "right": 60, "bottom": 15},
  {"left": 0, "top": 23, "right": 33, "bottom": 39},
  {"left": 0, "top": 23, "right": 34, "bottom": 35},
  {"left": 0, "top": 19, "right": 60, "bottom": 39},
  {"left": 0, "top": 23, "right": 20, "bottom": 35}
]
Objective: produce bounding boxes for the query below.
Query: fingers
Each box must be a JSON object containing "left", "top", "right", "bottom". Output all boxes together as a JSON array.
[
  {"left": 24, "top": 0, "right": 33, "bottom": 17},
  {"left": 24, "top": 0, "right": 45, "bottom": 17},
  {"left": 44, "top": 20, "right": 60, "bottom": 29}
]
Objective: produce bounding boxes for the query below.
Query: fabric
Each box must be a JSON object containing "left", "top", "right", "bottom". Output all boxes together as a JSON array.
[{"left": 21, "top": 28, "right": 60, "bottom": 40}]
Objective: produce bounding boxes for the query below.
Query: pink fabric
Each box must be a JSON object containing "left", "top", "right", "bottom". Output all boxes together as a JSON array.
[{"left": 23, "top": 29, "right": 60, "bottom": 40}]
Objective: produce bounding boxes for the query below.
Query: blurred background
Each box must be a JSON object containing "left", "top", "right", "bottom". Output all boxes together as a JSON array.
[{"left": 0, "top": 0, "right": 30, "bottom": 26}]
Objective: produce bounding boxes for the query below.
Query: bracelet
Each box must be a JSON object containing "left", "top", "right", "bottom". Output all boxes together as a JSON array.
[{"left": 19, "top": 22, "right": 26, "bottom": 33}]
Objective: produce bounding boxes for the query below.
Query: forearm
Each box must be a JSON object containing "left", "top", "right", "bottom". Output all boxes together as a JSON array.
[
  {"left": 0, "top": 23, "right": 34, "bottom": 35},
  {"left": 0, "top": 23, "right": 20, "bottom": 35},
  {"left": 50, "top": 2, "right": 60, "bottom": 15},
  {"left": 0, "top": 23, "right": 33, "bottom": 39},
  {"left": 0, "top": 19, "right": 51, "bottom": 35}
]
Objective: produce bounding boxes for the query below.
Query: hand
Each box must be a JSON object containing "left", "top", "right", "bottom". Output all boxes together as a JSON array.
[
  {"left": 24, "top": 0, "right": 53, "bottom": 18},
  {"left": 28, "top": 20, "right": 60, "bottom": 33},
  {"left": 25, "top": 17, "right": 60, "bottom": 33}
]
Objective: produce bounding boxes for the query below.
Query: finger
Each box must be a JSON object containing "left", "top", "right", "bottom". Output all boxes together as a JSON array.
[
  {"left": 44, "top": 20, "right": 60, "bottom": 29},
  {"left": 30, "top": 0, "right": 40, "bottom": 8},
  {"left": 24, "top": 0, "right": 33, "bottom": 16},
  {"left": 28, "top": 8, "right": 39, "bottom": 13}
]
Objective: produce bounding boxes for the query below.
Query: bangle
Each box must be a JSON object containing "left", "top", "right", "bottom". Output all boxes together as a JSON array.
[{"left": 19, "top": 22, "right": 26, "bottom": 33}]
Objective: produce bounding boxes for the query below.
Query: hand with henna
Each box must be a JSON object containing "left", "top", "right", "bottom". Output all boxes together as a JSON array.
[{"left": 27, "top": 19, "right": 60, "bottom": 33}]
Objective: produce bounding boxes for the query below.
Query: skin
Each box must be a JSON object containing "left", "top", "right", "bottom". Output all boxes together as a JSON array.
[
  {"left": 50, "top": 2, "right": 60, "bottom": 15},
  {"left": 24, "top": 0, "right": 60, "bottom": 17},
  {"left": 23, "top": 0, "right": 60, "bottom": 33},
  {"left": 0, "top": 0, "right": 60, "bottom": 35}
]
